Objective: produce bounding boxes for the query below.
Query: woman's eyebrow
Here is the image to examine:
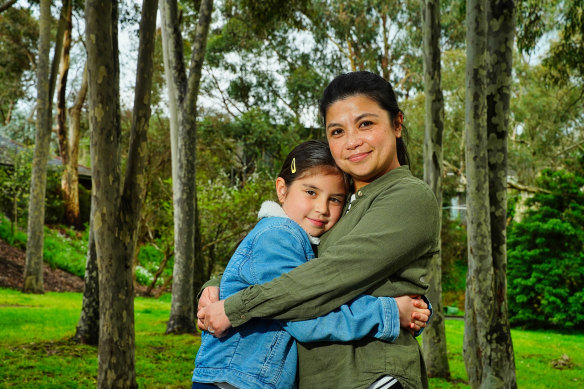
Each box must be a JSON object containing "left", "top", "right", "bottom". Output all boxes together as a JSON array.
[
  {"left": 326, "top": 113, "right": 379, "bottom": 130},
  {"left": 354, "top": 113, "right": 379, "bottom": 122}
]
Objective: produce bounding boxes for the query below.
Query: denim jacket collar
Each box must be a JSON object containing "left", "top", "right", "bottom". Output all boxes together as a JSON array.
[{"left": 258, "top": 201, "right": 320, "bottom": 245}]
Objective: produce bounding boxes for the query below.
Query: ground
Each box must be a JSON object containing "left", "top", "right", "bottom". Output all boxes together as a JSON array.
[
  {"left": 0, "top": 238, "right": 84, "bottom": 292},
  {"left": 0, "top": 238, "right": 156, "bottom": 295}
]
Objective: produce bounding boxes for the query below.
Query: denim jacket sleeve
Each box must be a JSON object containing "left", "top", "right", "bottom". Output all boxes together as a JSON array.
[{"left": 283, "top": 295, "right": 400, "bottom": 342}]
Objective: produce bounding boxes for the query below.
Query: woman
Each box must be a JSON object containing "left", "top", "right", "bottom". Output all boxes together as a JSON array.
[{"left": 198, "top": 71, "right": 440, "bottom": 389}]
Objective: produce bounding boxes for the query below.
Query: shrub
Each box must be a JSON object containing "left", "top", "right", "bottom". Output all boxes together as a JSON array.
[{"left": 507, "top": 168, "right": 584, "bottom": 330}]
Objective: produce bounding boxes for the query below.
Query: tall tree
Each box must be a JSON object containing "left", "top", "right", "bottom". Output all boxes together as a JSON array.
[
  {"left": 160, "top": 0, "right": 214, "bottom": 334},
  {"left": 484, "top": 0, "right": 517, "bottom": 385},
  {"left": 23, "top": 0, "right": 73, "bottom": 293},
  {"left": 421, "top": 0, "right": 450, "bottom": 378},
  {"left": 85, "top": 0, "right": 157, "bottom": 386},
  {"left": 22, "top": 0, "right": 51, "bottom": 293},
  {"left": 55, "top": 0, "right": 84, "bottom": 228},
  {"left": 463, "top": 0, "right": 517, "bottom": 387},
  {"left": 74, "top": 200, "right": 99, "bottom": 345}
]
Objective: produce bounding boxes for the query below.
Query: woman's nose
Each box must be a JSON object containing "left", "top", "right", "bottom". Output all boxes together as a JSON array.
[{"left": 345, "top": 128, "right": 362, "bottom": 149}]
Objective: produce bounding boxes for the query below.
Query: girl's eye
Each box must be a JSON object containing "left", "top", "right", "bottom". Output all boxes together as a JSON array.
[
  {"left": 306, "top": 190, "right": 316, "bottom": 196},
  {"left": 330, "top": 197, "right": 343, "bottom": 204}
]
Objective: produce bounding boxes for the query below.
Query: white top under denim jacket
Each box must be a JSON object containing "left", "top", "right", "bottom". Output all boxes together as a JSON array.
[{"left": 192, "top": 201, "right": 400, "bottom": 389}]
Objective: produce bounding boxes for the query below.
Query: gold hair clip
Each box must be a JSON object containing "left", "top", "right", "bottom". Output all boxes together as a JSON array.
[{"left": 291, "top": 158, "right": 296, "bottom": 173}]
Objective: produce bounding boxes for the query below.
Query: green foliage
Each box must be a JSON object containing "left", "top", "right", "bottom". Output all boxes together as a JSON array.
[
  {"left": 136, "top": 243, "right": 171, "bottom": 287},
  {"left": 0, "top": 147, "right": 32, "bottom": 239},
  {"left": 440, "top": 214, "right": 468, "bottom": 308},
  {"left": 0, "top": 6, "right": 38, "bottom": 124},
  {"left": 508, "top": 166, "right": 584, "bottom": 330},
  {"left": 198, "top": 172, "right": 275, "bottom": 277}
]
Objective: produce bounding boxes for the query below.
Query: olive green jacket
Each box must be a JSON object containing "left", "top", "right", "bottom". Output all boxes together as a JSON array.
[{"left": 220, "top": 166, "right": 440, "bottom": 388}]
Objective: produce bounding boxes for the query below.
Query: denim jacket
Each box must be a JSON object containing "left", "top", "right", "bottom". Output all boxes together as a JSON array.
[{"left": 192, "top": 201, "right": 400, "bottom": 389}]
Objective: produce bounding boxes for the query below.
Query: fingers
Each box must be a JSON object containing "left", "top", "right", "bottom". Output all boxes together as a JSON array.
[
  {"left": 197, "top": 307, "right": 207, "bottom": 331},
  {"left": 412, "top": 298, "right": 428, "bottom": 310},
  {"left": 198, "top": 286, "right": 220, "bottom": 312}
]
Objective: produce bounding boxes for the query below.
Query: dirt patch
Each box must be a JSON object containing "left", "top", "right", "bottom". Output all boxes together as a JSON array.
[
  {"left": 0, "top": 238, "right": 84, "bottom": 292},
  {"left": 0, "top": 238, "right": 157, "bottom": 296}
]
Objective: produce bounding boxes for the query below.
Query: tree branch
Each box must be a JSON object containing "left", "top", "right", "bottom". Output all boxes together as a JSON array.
[{"left": 0, "top": 0, "right": 17, "bottom": 13}]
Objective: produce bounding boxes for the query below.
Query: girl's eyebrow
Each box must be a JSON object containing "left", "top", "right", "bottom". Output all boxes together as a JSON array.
[{"left": 326, "top": 113, "right": 379, "bottom": 130}]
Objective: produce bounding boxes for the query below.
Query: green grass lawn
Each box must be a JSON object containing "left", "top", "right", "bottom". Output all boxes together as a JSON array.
[{"left": 0, "top": 288, "right": 582, "bottom": 388}]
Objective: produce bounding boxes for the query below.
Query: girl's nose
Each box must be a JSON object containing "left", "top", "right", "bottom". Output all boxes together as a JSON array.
[{"left": 315, "top": 198, "right": 329, "bottom": 215}]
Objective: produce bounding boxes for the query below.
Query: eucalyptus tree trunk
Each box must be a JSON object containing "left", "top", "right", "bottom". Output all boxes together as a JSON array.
[
  {"left": 85, "top": 0, "right": 157, "bottom": 386},
  {"left": 55, "top": 0, "right": 82, "bottom": 229},
  {"left": 485, "top": 0, "right": 517, "bottom": 386},
  {"left": 23, "top": 0, "right": 72, "bottom": 293},
  {"left": 23, "top": 0, "right": 51, "bottom": 294},
  {"left": 421, "top": 0, "right": 450, "bottom": 378},
  {"left": 74, "top": 198, "right": 99, "bottom": 345},
  {"left": 463, "top": 0, "right": 517, "bottom": 387},
  {"left": 160, "top": 0, "right": 214, "bottom": 334}
]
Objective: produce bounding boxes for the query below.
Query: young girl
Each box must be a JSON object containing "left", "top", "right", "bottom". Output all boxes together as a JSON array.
[{"left": 192, "top": 140, "right": 402, "bottom": 389}]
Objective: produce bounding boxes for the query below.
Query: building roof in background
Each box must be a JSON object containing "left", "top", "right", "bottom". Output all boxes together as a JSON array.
[{"left": 0, "top": 135, "right": 92, "bottom": 179}]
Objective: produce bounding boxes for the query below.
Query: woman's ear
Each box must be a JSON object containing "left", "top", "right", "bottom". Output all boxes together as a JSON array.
[
  {"left": 394, "top": 111, "right": 404, "bottom": 138},
  {"left": 275, "top": 177, "right": 287, "bottom": 204}
]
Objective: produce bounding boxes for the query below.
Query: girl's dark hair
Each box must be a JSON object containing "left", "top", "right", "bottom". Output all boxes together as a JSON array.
[
  {"left": 318, "top": 71, "right": 410, "bottom": 167},
  {"left": 278, "top": 140, "right": 350, "bottom": 191}
]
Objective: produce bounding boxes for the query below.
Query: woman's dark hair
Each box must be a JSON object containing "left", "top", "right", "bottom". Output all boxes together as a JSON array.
[
  {"left": 278, "top": 140, "right": 350, "bottom": 191},
  {"left": 318, "top": 71, "right": 410, "bottom": 167}
]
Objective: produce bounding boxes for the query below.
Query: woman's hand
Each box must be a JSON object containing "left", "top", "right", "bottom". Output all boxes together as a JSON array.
[
  {"left": 197, "top": 286, "right": 220, "bottom": 331},
  {"left": 197, "top": 300, "right": 232, "bottom": 337},
  {"left": 394, "top": 295, "right": 430, "bottom": 335}
]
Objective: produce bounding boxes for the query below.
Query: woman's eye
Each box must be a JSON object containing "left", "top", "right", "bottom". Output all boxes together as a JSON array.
[
  {"left": 359, "top": 120, "right": 373, "bottom": 128},
  {"left": 306, "top": 190, "right": 316, "bottom": 196},
  {"left": 330, "top": 128, "right": 343, "bottom": 136}
]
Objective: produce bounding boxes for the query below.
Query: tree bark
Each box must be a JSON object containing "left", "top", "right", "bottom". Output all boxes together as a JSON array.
[
  {"left": 463, "top": 0, "right": 490, "bottom": 385},
  {"left": 65, "top": 64, "right": 88, "bottom": 228},
  {"left": 74, "top": 199, "right": 99, "bottom": 345},
  {"left": 23, "top": 0, "right": 51, "bottom": 294},
  {"left": 85, "top": 0, "right": 157, "bottom": 386},
  {"left": 485, "top": 0, "right": 517, "bottom": 386},
  {"left": 463, "top": 0, "right": 517, "bottom": 387},
  {"left": 160, "top": 0, "right": 214, "bottom": 334},
  {"left": 55, "top": 0, "right": 82, "bottom": 229},
  {"left": 421, "top": 0, "right": 450, "bottom": 378}
]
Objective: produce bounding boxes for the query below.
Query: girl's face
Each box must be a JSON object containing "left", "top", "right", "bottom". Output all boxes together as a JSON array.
[
  {"left": 325, "top": 94, "right": 403, "bottom": 191},
  {"left": 276, "top": 170, "right": 347, "bottom": 237}
]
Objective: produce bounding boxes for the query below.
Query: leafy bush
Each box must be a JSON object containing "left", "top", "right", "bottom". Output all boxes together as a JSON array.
[
  {"left": 440, "top": 213, "right": 468, "bottom": 309},
  {"left": 507, "top": 168, "right": 584, "bottom": 330}
]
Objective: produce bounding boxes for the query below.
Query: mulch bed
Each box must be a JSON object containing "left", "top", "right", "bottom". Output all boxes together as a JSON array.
[{"left": 0, "top": 238, "right": 84, "bottom": 293}]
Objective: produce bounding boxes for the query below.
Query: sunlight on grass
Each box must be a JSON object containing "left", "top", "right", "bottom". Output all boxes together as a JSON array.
[
  {"left": 0, "top": 288, "right": 198, "bottom": 388},
  {"left": 1, "top": 288, "right": 582, "bottom": 388}
]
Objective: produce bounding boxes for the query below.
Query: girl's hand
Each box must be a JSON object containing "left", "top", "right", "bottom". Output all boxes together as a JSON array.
[
  {"left": 197, "top": 300, "right": 232, "bottom": 338},
  {"left": 197, "top": 286, "right": 220, "bottom": 331},
  {"left": 395, "top": 295, "right": 430, "bottom": 335}
]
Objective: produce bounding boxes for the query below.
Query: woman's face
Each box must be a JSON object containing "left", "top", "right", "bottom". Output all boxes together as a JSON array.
[{"left": 325, "top": 95, "right": 403, "bottom": 191}]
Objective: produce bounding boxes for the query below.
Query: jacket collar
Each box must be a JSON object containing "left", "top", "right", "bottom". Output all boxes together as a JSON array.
[{"left": 258, "top": 201, "right": 320, "bottom": 245}]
